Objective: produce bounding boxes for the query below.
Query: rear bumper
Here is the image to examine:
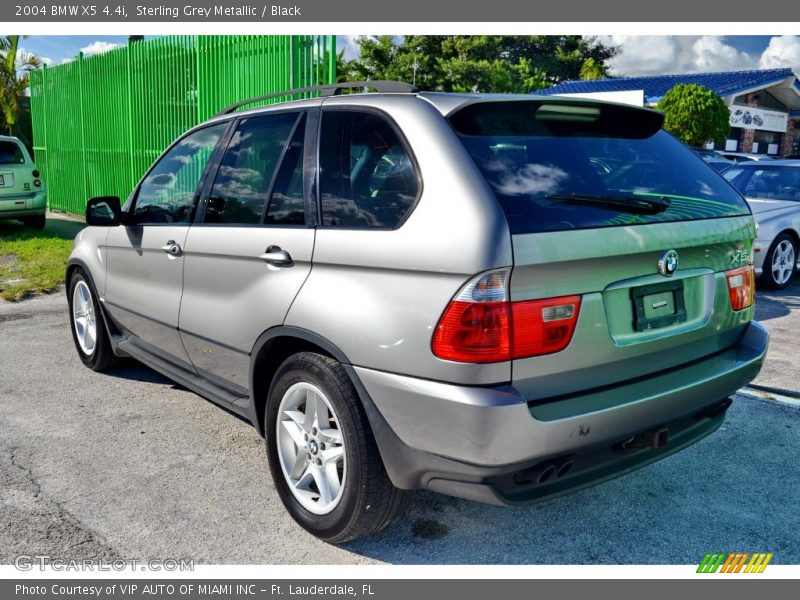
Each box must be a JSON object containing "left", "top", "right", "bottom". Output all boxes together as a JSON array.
[
  {"left": 352, "top": 321, "right": 768, "bottom": 505},
  {"left": 0, "top": 191, "right": 46, "bottom": 219}
]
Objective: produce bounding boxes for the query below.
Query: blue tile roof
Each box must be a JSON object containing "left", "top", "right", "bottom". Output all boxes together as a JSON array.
[{"left": 538, "top": 68, "right": 797, "bottom": 104}]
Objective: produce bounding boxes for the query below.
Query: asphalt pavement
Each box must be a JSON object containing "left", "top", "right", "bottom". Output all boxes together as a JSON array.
[
  {"left": 752, "top": 277, "right": 800, "bottom": 395},
  {"left": 0, "top": 272, "right": 798, "bottom": 565}
]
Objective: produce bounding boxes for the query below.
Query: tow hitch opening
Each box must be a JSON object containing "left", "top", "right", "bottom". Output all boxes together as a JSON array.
[{"left": 616, "top": 426, "right": 670, "bottom": 452}]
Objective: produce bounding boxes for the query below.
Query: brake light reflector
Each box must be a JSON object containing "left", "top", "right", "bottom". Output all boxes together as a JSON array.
[
  {"left": 511, "top": 296, "right": 581, "bottom": 358},
  {"left": 431, "top": 268, "right": 581, "bottom": 363},
  {"left": 725, "top": 266, "right": 754, "bottom": 311}
]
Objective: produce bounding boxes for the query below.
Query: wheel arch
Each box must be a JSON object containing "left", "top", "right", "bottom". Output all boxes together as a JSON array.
[
  {"left": 248, "top": 326, "right": 418, "bottom": 491},
  {"left": 66, "top": 258, "right": 104, "bottom": 311},
  {"left": 248, "top": 327, "right": 351, "bottom": 437},
  {"left": 66, "top": 258, "right": 123, "bottom": 349},
  {"left": 777, "top": 228, "right": 800, "bottom": 251},
  {"left": 765, "top": 228, "right": 800, "bottom": 271}
]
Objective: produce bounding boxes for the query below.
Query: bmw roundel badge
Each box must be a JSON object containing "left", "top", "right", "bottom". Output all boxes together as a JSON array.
[{"left": 657, "top": 250, "right": 679, "bottom": 277}]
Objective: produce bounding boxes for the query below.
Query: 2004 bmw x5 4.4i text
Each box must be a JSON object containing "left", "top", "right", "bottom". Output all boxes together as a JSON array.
[{"left": 67, "top": 81, "right": 769, "bottom": 542}]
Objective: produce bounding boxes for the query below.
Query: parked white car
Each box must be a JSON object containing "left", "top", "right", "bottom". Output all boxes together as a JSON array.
[
  {"left": 716, "top": 151, "right": 776, "bottom": 163},
  {"left": 0, "top": 135, "right": 47, "bottom": 229},
  {"left": 724, "top": 160, "right": 800, "bottom": 288}
]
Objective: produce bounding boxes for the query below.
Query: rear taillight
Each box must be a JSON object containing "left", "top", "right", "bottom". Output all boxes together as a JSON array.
[
  {"left": 431, "top": 268, "right": 581, "bottom": 363},
  {"left": 725, "top": 266, "right": 754, "bottom": 311},
  {"left": 33, "top": 179, "right": 41, "bottom": 188},
  {"left": 511, "top": 296, "right": 581, "bottom": 358}
]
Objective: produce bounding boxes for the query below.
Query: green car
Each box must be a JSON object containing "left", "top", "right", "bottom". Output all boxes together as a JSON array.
[{"left": 0, "top": 135, "right": 47, "bottom": 229}]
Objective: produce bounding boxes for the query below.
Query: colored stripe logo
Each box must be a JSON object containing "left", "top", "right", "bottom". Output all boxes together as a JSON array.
[{"left": 697, "top": 552, "right": 773, "bottom": 573}]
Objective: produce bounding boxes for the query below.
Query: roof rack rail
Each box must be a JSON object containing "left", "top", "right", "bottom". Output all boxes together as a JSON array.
[{"left": 214, "top": 80, "right": 419, "bottom": 117}]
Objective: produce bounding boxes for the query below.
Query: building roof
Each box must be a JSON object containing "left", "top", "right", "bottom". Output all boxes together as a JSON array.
[{"left": 539, "top": 68, "right": 798, "bottom": 104}]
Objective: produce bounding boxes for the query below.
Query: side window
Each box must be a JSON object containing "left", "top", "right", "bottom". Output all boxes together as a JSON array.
[
  {"left": 205, "top": 113, "right": 300, "bottom": 225},
  {"left": 134, "top": 123, "right": 226, "bottom": 224},
  {"left": 319, "top": 111, "right": 419, "bottom": 228},
  {"left": 266, "top": 117, "right": 306, "bottom": 225}
]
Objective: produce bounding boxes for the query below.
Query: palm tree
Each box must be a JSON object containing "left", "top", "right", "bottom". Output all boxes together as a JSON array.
[{"left": 0, "top": 35, "right": 42, "bottom": 136}]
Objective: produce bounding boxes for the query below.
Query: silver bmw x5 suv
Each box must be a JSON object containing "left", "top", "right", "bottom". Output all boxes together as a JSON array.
[{"left": 68, "top": 81, "right": 769, "bottom": 542}]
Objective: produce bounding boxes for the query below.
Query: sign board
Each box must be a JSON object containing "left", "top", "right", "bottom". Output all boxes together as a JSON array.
[
  {"left": 729, "top": 106, "right": 789, "bottom": 133},
  {"left": 553, "top": 90, "right": 645, "bottom": 107}
]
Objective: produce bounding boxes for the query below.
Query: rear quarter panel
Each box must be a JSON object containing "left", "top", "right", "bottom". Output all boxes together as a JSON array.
[{"left": 286, "top": 95, "right": 513, "bottom": 385}]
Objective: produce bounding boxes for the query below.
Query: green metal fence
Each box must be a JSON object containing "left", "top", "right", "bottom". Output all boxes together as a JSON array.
[{"left": 29, "top": 35, "right": 336, "bottom": 215}]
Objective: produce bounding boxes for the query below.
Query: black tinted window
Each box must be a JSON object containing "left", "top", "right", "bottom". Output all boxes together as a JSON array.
[
  {"left": 134, "top": 124, "right": 226, "bottom": 224},
  {"left": 0, "top": 141, "right": 25, "bottom": 164},
  {"left": 451, "top": 101, "right": 750, "bottom": 234},
  {"left": 319, "top": 111, "right": 418, "bottom": 228},
  {"left": 206, "top": 113, "right": 300, "bottom": 225}
]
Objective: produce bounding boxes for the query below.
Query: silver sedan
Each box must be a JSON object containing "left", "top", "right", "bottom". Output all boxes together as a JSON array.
[{"left": 723, "top": 160, "right": 800, "bottom": 289}]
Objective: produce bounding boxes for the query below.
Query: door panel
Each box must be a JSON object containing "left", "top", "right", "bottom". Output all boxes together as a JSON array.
[
  {"left": 103, "top": 122, "right": 229, "bottom": 368},
  {"left": 178, "top": 110, "right": 315, "bottom": 391},
  {"left": 104, "top": 225, "right": 193, "bottom": 367},
  {"left": 179, "top": 228, "right": 314, "bottom": 390}
]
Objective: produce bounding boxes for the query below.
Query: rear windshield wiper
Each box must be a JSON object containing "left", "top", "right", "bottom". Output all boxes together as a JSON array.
[{"left": 545, "top": 193, "right": 671, "bottom": 215}]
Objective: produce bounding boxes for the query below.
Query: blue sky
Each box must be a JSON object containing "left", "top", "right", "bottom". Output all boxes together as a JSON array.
[
  {"left": 19, "top": 35, "right": 800, "bottom": 76},
  {"left": 21, "top": 36, "right": 131, "bottom": 64}
]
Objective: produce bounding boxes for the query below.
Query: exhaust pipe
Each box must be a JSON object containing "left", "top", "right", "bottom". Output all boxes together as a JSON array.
[{"left": 512, "top": 456, "right": 576, "bottom": 486}]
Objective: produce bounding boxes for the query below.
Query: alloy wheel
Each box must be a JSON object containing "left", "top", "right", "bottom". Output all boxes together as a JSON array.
[
  {"left": 276, "top": 382, "right": 346, "bottom": 515},
  {"left": 72, "top": 280, "right": 97, "bottom": 355},
  {"left": 771, "top": 239, "right": 796, "bottom": 286}
]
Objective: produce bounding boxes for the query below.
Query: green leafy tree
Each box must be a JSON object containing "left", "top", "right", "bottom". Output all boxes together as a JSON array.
[
  {"left": 579, "top": 57, "right": 608, "bottom": 80},
  {"left": 0, "top": 35, "right": 41, "bottom": 149},
  {"left": 338, "top": 35, "right": 618, "bottom": 93},
  {"left": 656, "top": 84, "right": 730, "bottom": 148}
]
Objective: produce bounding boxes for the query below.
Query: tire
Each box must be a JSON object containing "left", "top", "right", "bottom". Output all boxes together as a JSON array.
[
  {"left": 68, "top": 270, "right": 119, "bottom": 372},
  {"left": 761, "top": 233, "right": 797, "bottom": 290},
  {"left": 23, "top": 215, "right": 46, "bottom": 230},
  {"left": 265, "top": 352, "right": 408, "bottom": 543}
]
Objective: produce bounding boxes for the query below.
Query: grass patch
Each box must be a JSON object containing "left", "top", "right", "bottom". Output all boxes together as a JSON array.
[{"left": 0, "top": 219, "right": 80, "bottom": 301}]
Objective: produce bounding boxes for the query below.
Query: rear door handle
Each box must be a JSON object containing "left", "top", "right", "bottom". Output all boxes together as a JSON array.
[
  {"left": 259, "top": 245, "right": 293, "bottom": 266},
  {"left": 160, "top": 240, "right": 183, "bottom": 257}
]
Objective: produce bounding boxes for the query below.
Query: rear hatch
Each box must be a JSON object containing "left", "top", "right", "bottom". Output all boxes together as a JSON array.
[
  {"left": 450, "top": 99, "right": 755, "bottom": 401},
  {"left": 0, "top": 139, "right": 37, "bottom": 211}
]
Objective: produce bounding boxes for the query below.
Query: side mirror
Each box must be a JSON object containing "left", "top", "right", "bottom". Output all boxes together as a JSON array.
[{"left": 86, "top": 196, "right": 123, "bottom": 226}]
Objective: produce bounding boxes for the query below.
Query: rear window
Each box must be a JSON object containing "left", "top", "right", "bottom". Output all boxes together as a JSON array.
[
  {"left": 450, "top": 101, "right": 750, "bottom": 234},
  {"left": 0, "top": 141, "right": 26, "bottom": 165}
]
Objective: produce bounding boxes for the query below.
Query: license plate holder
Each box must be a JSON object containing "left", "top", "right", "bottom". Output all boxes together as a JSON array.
[{"left": 631, "top": 280, "right": 686, "bottom": 332}]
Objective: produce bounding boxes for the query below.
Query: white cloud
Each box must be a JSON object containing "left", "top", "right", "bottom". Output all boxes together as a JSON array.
[
  {"left": 689, "top": 36, "right": 756, "bottom": 72},
  {"left": 79, "top": 41, "right": 120, "bottom": 56},
  {"left": 758, "top": 35, "right": 800, "bottom": 71},
  {"left": 598, "top": 35, "right": 681, "bottom": 76},
  {"left": 599, "top": 36, "right": 756, "bottom": 77},
  {"left": 336, "top": 35, "right": 360, "bottom": 61}
]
